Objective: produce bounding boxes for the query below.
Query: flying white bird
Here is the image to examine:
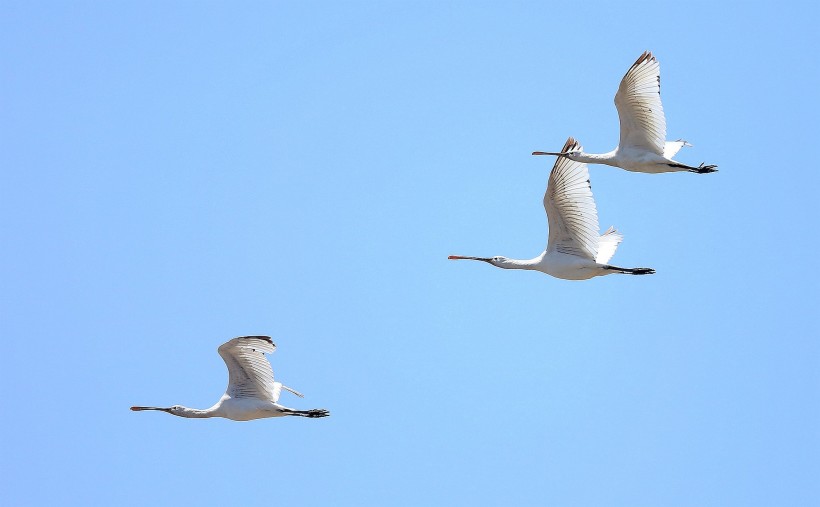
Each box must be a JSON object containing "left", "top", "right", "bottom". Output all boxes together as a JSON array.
[
  {"left": 131, "top": 336, "right": 329, "bottom": 421},
  {"left": 449, "top": 137, "right": 654, "bottom": 280},
  {"left": 533, "top": 51, "right": 717, "bottom": 174}
]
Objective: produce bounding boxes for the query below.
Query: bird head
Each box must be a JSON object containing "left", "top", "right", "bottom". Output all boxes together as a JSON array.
[
  {"left": 130, "top": 405, "right": 187, "bottom": 417},
  {"left": 448, "top": 255, "right": 514, "bottom": 269},
  {"left": 532, "top": 150, "right": 582, "bottom": 160},
  {"left": 489, "top": 256, "right": 510, "bottom": 266}
]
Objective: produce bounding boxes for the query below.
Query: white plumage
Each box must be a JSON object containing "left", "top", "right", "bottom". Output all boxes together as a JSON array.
[
  {"left": 131, "top": 336, "right": 328, "bottom": 421},
  {"left": 218, "top": 336, "right": 304, "bottom": 402},
  {"left": 533, "top": 51, "right": 717, "bottom": 174},
  {"left": 449, "top": 137, "right": 654, "bottom": 280}
]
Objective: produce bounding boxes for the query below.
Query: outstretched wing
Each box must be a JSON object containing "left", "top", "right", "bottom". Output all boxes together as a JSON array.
[
  {"left": 663, "top": 139, "right": 691, "bottom": 159},
  {"left": 271, "top": 382, "right": 304, "bottom": 403},
  {"left": 614, "top": 51, "right": 666, "bottom": 156},
  {"left": 218, "top": 336, "right": 277, "bottom": 401},
  {"left": 544, "top": 137, "right": 600, "bottom": 261},
  {"left": 595, "top": 226, "right": 623, "bottom": 264}
]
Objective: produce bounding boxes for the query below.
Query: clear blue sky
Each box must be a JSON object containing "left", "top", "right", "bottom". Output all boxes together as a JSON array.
[{"left": 2, "top": 2, "right": 818, "bottom": 506}]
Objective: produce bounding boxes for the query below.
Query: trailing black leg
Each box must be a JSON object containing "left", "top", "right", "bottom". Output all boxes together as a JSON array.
[
  {"left": 285, "top": 408, "right": 330, "bottom": 418},
  {"left": 605, "top": 265, "right": 656, "bottom": 275},
  {"left": 626, "top": 267, "right": 656, "bottom": 275},
  {"left": 667, "top": 162, "right": 718, "bottom": 174},
  {"left": 689, "top": 162, "right": 718, "bottom": 174}
]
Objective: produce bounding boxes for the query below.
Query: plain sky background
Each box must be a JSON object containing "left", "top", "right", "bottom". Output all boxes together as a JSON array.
[{"left": 2, "top": 2, "right": 818, "bottom": 506}]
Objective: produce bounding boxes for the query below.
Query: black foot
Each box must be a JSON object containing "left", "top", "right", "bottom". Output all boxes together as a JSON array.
[
  {"left": 303, "top": 409, "right": 330, "bottom": 418},
  {"left": 689, "top": 163, "right": 718, "bottom": 174},
  {"left": 605, "top": 266, "right": 656, "bottom": 275}
]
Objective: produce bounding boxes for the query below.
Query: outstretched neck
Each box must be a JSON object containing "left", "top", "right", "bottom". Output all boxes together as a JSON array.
[
  {"left": 494, "top": 257, "right": 542, "bottom": 270},
  {"left": 574, "top": 149, "right": 618, "bottom": 166},
  {"left": 176, "top": 406, "right": 216, "bottom": 419}
]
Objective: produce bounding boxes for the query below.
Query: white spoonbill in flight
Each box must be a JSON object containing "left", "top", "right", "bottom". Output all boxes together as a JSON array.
[
  {"left": 449, "top": 137, "right": 654, "bottom": 280},
  {"left": 533, "top": 51, "right": 717, "bottom": 174},
  {"left": 131, "top": 336, "right": 329, "bottom": 421}
]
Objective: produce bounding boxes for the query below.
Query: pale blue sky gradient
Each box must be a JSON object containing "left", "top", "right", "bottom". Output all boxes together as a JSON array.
[{"left": 2, "top": 2, "right": 818, "bottom": 506}]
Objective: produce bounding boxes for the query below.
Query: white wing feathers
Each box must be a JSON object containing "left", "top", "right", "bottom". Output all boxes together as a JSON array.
[
  {"left": 595, "top": 226, "right": 623, "bottom": 264},
  {"left": 544, "top": 137, "right": 601, "bottom": 261},
  {"left": 218, "top": 336, "right": 280, "bottom": 401},
  {"left": 663, "top": 139, "right": 691, "bottom": 159},
  {"left": 615, "top": 51, "right": 666, "bottom": 156},
  {"left": 271, "top": 382, "right": 303, "bottom": 403},
  {"left": 279, "top": 383, "right": 304, "bottom": 398}
]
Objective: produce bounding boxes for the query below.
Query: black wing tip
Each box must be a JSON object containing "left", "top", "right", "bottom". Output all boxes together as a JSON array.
[
  {"left": 628, "top": 50, "right": 656, "bottom": 71},
  {"left": 561, "top": 136, "right": 581, "bottom": 153},
  {"left": 234, "top": 335, "right": 274, "bottom": 345}
]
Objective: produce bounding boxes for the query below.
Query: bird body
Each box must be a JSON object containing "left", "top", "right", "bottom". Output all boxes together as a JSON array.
[
  {"left": 459, "top": 248, "right": 636, "bottom": 281},
  {"left": 533, "top": 51, "right": 717, "bottom": 174},
  {"left": 204, "top": 396, "right": 313, "bottom": 422},
  {"left": 565, "top": 145, "right": 682, "bottom": 174},
  {"left": 449, "top": 137, "right": 654, "bottom": 280},
  {"left": 131, "top": 336, "right": 329, "bottom": 421}
]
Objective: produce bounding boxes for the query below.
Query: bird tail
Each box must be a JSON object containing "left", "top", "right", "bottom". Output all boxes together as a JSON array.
[
  {"left": 663, "top": 139, "right": 692, "bottom": 159},
  {"left": 595, "top": 226, "right": 623, "bottom": 264},
  {"left": 271, "top": 382, "right": 283, "bottom": 403}
]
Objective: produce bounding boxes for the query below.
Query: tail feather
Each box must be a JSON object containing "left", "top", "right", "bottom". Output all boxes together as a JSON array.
[
  {"left": 271, "top": 382, "right": 283, "bottom": 403},
  {"left": 663, "top": 139, "right": 692, "bottom": 159},
  {"left": 595, "top": 226, "right": 623, "bottom": 264}
]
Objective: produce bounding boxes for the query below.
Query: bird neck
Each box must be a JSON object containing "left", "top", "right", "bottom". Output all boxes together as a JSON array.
[
  {"left": 493, "top": 257, "right": 541, "bottom": 270},
  {"left": 174, "top": 406, "right": 216, "bottom": 418},
  {"left": 573, "top": 150, "right": 618, "bottom": 166}
]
